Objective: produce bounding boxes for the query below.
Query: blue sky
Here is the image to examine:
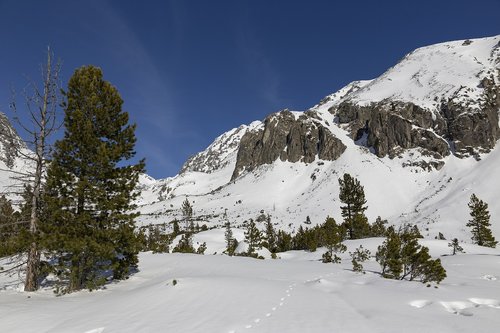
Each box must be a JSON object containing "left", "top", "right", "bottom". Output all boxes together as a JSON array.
[{"left": 0, "top": 0, "right": 498, "bottom": 178}]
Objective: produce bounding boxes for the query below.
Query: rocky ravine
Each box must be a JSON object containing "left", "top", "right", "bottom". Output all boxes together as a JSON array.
[{"left": 231, "top": 110, "right": 346, "bottom": 180}]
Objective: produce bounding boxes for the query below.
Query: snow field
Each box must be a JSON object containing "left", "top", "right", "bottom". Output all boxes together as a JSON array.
[{"left": 1, "top": 237, "right": 500, "bottom": 333}]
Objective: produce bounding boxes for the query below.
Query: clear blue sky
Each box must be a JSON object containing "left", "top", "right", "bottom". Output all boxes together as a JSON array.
[{"left": 0, "top": 0, "right": 498, "bottom": 178}]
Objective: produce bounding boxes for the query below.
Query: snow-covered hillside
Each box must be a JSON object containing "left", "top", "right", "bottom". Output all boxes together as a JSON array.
[
  {"left": 346, "top": 36, "right": 499, "bottom": 112},
  {"left": 137, "top": 35, "right": 500, "bottom": 244}
]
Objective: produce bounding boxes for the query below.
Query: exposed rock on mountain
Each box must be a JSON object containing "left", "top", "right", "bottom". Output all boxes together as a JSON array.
[
  {"left": 180, "top": 124, "right": 258, "bottom": 174},
  {"left": 231, "top": 110, "right": 345, "bottom": 180},
  {"left": 0, "top": 112, "right": 23, "bottom": 168},
  {"left": 335, "top": 101, "right": 450, "bottom": 160}
]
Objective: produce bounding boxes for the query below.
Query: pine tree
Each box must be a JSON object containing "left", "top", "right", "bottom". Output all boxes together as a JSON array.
[
  {"left": 172, "top": 219, "right": 180, "bottom": 236},
  {"left": 0, "top": 195, "right": 18, "bottom": 257},
  {"left": 376, "top": 227, "right": 402, "bottom": 278},
  {"left": 448, "top": 238, "right": 464, "bottom": 255},
  {"left": 276, "top": 230, "right": 292, "bottom": 252},
  {"left": 181, "top": 198, "right": 193, "bottom": 230},
  {"left": 350, "top": 245, "right": 371, "bottom": 273},
  {"left": 265, "top": 215, "right": 277, "bottom": 253},
  {"left": 376, "top": 225, "right": 446, "bottom": 283},
  {"left": 172, "top": 234, "right": 195, "bottom": 253},
  {"left": 44, "top": 65, "right": 145, "bottom": 292},
  {"left": 370, "top": 216, "right": 388, "bottom": 237},
  {"left": 338, "top": 173, "right": 368, "bottom": 239},
  {"left": 244, "top": 219, "right": 262, "bottom": 254},
  {"left": 224, "top": 220, "right": 235, "bottom": 255},
  {"left": 321, "top": 217, "right": 346, "bottom": 263},
  {"left": 467, "top": 194, "right": 497, "bottom": 248}
]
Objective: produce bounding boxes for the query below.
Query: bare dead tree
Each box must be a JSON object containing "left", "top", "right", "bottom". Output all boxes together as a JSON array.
[{"left": 1, "top": 47, "right": 61, "bottom": 291}]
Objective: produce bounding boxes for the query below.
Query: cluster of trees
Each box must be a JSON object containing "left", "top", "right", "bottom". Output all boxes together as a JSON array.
[
  {"left": 139, "top": 199, "right": 208, "bottom": 255},
  {"left": 376, "top": 225, "right": 447, "bottom": 283},
  {"left": 1, "top": 56, "right": 144, "bottom": 293}
]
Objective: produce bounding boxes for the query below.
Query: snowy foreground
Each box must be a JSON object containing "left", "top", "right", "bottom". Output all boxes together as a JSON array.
[{"left": 1, "top": 237, "right": 500, "bottom": 333}]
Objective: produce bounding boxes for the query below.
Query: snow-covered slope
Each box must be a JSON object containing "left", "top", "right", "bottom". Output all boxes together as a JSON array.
[
  {"left": 137, "top": 35, "right": 500, "bottom": 244},
  {"left": 344, "top": 36, "right": 499, "bottom": 112},
  {"left": 1, "top": 241, "right": 500, "bottom": 333}
]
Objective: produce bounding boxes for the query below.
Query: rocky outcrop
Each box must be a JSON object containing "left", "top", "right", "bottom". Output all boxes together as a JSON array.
[
  {"left": 231, "top": 110, "right": 345, "bottom": 180},
  {"left": 181, "top": 125, "right": 253, "bottom": 174},
  {"left": 0, "top": 112, "right": 23, "bottom": 168},
  {"left": 332, "top": 74, "right": 500, "bottom": 161},
  {"left": 441, "top": 75, "right": 500, "bottom": 157},
  {"left": 335, "top": 101, "right": 449, "bottom": 159}
]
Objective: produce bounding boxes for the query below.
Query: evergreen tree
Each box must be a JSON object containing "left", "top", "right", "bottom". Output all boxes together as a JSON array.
[
  {"left": 172, "top": 219, "right": 180, "bottom": 236},
  {"left": 196, "top": 242, "right": 207, "bottom": 254},
  {"left": 44, "top": 65, "right": 145, "bottom": 292},
  {"left": 467, "top": 194, "right": 497, "bottom": 248},
  {"left": 338, "top": 173, "right": 368, "bottom": 239},
  {"left": 370, "top": 216, "right": 388, "bottom": 237},
  {"left": 448, "top": 238, "right": 464, "bottom": 255},
  {"left": 321, "top": 217, "right": 346, "bottom": 263},
  {"left": 376, "top": 225, "right": 446, "bottom": 283},
  {"left": 292, "top": 225, "right": 307, "bottom": 250},
  {"left": 224, "top": 220, "right": 236, "bottom": 255},
  {"left": 264, "top": 215, "right": 277, "bottom": 253},
  {"left": 181, "top": 198, "right": 193, "bottom": 230},
  {"left": 244, "top": 219, "right": 262, "bottom": 254},
  {"left": 172, "top": 234, "right": 195, "bottom": 253},
  {"left": 0, "top": 195, "right": 19, "bottom": 257},
  {"left": 375, "top": 227, "right": 402, "bottom": 278},
  {"left": 350, "top": 245, "right": 371, "bottom": 273},
  {"left": 276, "top": 230, "right": 292, "bottom": 252}
]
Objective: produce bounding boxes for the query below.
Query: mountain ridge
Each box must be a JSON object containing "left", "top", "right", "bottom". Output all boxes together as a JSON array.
[{"left": 136, "top": 35, "right": 500, "bottom": 242}]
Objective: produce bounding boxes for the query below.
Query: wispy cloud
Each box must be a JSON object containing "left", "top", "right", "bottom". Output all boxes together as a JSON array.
[
  {"left": 78, "top": 1, "right": 183, "bottom": 176},
  {"left": 235, "top": 10, "right": 283, "bottom": 109}
]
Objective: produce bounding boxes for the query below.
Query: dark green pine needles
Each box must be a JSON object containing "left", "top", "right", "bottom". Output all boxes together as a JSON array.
[
  {"left": 43, "top": 65, "right": 145, "bottom": 293},
  {"left": 467, "top": 194, "right": 497, "bottom": 248}
]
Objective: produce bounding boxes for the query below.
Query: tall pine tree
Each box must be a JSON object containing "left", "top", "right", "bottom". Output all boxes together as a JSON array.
[
  {"left": 44, "top": 65, "right": 145, "bottom": 292},
  {"left": 467, "top": 194, "right": 497, "bottom": 248},
  {"left": 338, "top": 173, "right": 369, "bottom": 239}
]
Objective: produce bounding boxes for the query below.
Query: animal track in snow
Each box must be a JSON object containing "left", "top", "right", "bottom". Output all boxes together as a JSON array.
[
  {"left": 254, "top": 318, "right": 260, "bottom": 323},
  {"left": 409, "top": 300, "right": 433, "bottom": 308},
  {"left": 411, "top": 298, "right": 500, "bottom": 316},
  {"left": 245, "top": 324, "right": 252, "bottom": 329},
  {"left": 84, "top": 328, "right": 105, "bottom": 333},
  {"left": 266, "top": 313, "right": 271, "bottom": 317},
  {"left": 440, "top": 301, "right": 475, "bottom": 316},
  {"left": 469, "top": 298, "right": 500, "bottom": 308}
]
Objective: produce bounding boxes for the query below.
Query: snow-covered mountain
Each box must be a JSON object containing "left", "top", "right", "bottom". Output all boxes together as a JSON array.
[
  {"left": 137, "top": 35, "right": 500, "bottom": 242},
  {"left": 0, "top": 112, "right": 29, "bottom": 201}
]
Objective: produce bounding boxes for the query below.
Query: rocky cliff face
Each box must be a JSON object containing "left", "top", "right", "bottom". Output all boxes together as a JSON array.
[
  {"left": 231, "top": 110, "right": 345, "bottom": 180},
  {"left": 332, "top": 72, "right": 499, "bottom": 162},
  {"left": 180, "top": 124, "right": 258, "bottom": 174},
  {"left": 0, "top": 112, "right": 23, "bottom": 168}
]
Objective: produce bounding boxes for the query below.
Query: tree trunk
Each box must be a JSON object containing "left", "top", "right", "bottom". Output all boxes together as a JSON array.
[{"left": 24, "top": 50, "right": 52, "bottom": 292}]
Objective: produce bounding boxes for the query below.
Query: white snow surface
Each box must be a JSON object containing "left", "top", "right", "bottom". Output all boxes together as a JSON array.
[
  {"left": 345, "top": 35, "right": 500, "bottom": 112},
  {"left": 1, "top": 240, "right": 500, "bottom": 332}
]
